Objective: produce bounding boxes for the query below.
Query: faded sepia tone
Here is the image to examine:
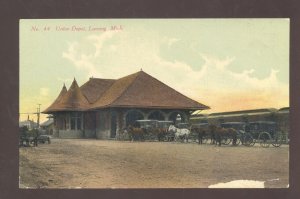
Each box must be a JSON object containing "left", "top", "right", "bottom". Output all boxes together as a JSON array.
[{"left": 19, "top": 19, "right": 289, "bottom": 188}]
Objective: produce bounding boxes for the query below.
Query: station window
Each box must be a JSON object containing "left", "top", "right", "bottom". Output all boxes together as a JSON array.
[{"left": 70, "top": 112, "right": 82, "bottom": 130}]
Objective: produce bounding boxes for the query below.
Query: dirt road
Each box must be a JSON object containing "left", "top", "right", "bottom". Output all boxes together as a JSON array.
[{"left": 19, "top": 139, "right": 289, "bottom": 188}]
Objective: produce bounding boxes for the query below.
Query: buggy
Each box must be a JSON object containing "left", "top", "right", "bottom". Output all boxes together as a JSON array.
[
  {"left": 157, "top": 121, "right": 174, "bottom": 141},
  {"left": 133, "top": 120, "right": 159, "bottom": 141},
  {"left": 220, "top": 122, "right": 254, "bottom": 146},
  {"left": 246, "top": 121, "right": 284, "bottom": 147}
]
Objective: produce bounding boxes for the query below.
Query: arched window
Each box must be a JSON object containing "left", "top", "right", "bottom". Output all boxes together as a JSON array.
[
  {"left": 125, "top": 110, "right": 144, "bottom": 126},
  {"left": 168, "top": 111, "right": 186, "bottom": 124},
  {"left": 148, "top": 111, "right": 165, "bottom": 121}
]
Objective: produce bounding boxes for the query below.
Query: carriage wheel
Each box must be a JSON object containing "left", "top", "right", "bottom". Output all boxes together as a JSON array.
[
  {"left": 258, "top": 132, "right": 271, "bottom": 148},
  {"left": 222, "top": 137, "right": 232, "bottom": 145},
  {"left": 272, "top": 132, "right": 283, "bottom": 147},
  {"left": 243, "top": 133, "right": 254, "bottom": 147},
  {"left": 249, "top": 138, "right": 256, "bottom": 146},
  {"left": 174, "top": 136, "right": 179, "bottom": 142},
  {"left": 202, "top": 137, "right": 208, "bottom": 144},
  {"left": 235, "top": 134, "right": 241, "bottom": 145},
  {"left": 236, "top": 131, "right": 243, "bottom": 145},
  {"left": 235, "top": 138, "right": 241, "bottom": 145}
]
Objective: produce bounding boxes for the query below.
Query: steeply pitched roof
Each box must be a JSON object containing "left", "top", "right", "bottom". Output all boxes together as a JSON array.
[
  {"left": 43, "top": 84, "right": 67, "bottom": 113},
  {"left": 91, "top": 71, "right": 209, "bottom": 110},
  {"left": 90, "top": 72, "right": 140, "bottom": 108},
  {"left": 43, "top": 71, "right": 210, "bottom": 113},
  {"left": 43, "top": 79, "right": 90, "bottom": 113},
  {"left": 80, "top": 78, "right": 116, "bottom": 103}
]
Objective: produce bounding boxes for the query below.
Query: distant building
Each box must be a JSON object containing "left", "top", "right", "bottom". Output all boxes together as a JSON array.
[
  {"left": 43, "top": 71, "right": 209, "bottom": 139},
  {"left": 40, "top": 118, "right": 54, "bottom": 135},
  {"left": 190, "top": 107, "right": 289, "bottom": 135},
  {"left": 19, "top": 119, "right": 38, "bottom": 130}
]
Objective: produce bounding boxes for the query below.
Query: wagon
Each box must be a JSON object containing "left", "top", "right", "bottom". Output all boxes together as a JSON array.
[
  {"left": 246, "top": 121, "right": 284, "bottom": 147},
  {"left": 134, "top": 120, "right": 159, "bottom": 140},
  {"left": 157, "top": 121, "right": 174, "bottom": 141},
  {"left": 132, "top": 120, "right": 174, "bottom": 141},
  {"left": 220, "top": 122, "right": 254, "bottom": 146},
  {"left": 176, "top": 123, "right": 190, "bottom": 129}
]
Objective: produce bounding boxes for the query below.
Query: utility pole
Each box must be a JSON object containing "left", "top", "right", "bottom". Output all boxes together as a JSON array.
[{"left": 37, "top": 104, "right": 41, "bottom": 128}]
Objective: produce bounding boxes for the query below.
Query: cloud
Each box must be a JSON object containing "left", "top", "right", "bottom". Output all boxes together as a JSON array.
[
  {"left": 167, "top": 38, "right": 180, "bottom": 47},
  {"left": 57, "top": 77, "right": 73, "bottom": 83},
  {"left": 87, "top": 31, "right": 115, "bottom": 57},
  {"left": 40, "top": 88, "right": 49, "bottom": 97},
  {"left": 61, "top": 32, "right": 289, "bottom": 112},
  {"left": 62, "top": 42, "right": 103, "bottom": 77}
]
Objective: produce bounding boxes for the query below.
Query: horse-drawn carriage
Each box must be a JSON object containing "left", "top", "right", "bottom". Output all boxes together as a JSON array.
[
  {"left": 176, "top": 123, "right": 190, "bottom": 129},
  {"left": 127, "top": 120, "right": 174, "bottom": 141},
  {"left": 218, "top": 121, "right": 285, "bottom": 147},
  {"left": 124, "top": 119, "right": 286, "bottom": 147},
  {"left": 19, "top": 126, "right": 51, "bottom": 147},
  {"left": 190, "top": 122, "right": 238, "bottom": 146},
  {"left": 189, "top": 123, "right": 210, "bottom": 143},
  {"left": 157, "top": 121, "right": 174, "bottom": 141},
  {"left": 246, "top": 121, "right": 285, "bottom": 147},
  {"left": 220, "top": 122, "right": 254, "bottom": 146}
]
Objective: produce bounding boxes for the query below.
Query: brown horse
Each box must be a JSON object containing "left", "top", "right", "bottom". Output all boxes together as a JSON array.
[
  {"left": 210, "top": 125, "right": 238, "bottom": 146},
  {"left": 190, "top": 125, "right": 217, "bottom": 144},
  {"left": 127, "top": 125, "right": 145, "bottom": 141},
  {"left": 191, "top": 125, "right": 238, "bottom": 146},
  {"left": 153, "top": 128, "right": 169, "bottom": 141}
]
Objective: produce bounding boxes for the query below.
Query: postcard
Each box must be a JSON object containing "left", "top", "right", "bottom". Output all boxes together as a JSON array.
[{"left": 19, "top": 19, "right": 289, "bottom": 188}]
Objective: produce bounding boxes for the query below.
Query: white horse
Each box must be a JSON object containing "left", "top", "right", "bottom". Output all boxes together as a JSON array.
[{"left": 168, "top": 125, "right": 191, "bottom": 142}]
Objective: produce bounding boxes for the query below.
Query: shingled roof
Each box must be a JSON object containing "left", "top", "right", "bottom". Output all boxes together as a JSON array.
[
  {"left": 43, "top": 79, "right": 90, "bottom": 113},
  {"left": 43, "top": 71, "right": 209, "bottom": 113},
  {"left": 80, "top": 78, "right": 116, "bottom": 103},
  {"left": 43, "top": 84, "right": 67, "bottom": 113},
  {"left": 90, "top": 71, "right": 209, "bottom": 110}
]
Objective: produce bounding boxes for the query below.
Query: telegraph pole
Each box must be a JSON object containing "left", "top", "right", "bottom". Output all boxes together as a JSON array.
[{"left": 37, "top": 104, "right": 41, "bottom": 128}]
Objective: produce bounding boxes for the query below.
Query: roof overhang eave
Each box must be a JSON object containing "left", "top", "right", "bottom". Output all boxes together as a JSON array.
[{"left": 88, "top": 104, "right": 210, "bottom": 110}]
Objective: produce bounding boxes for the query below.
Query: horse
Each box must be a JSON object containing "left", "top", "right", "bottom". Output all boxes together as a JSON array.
[
  {"left": 190, "top": 125, "right": 210, "bottom": 144},
  {"left": 152, "top": 127, "right": 169, "bottom": 141},
  {"left": 127, "top": 125, "right": 145, "bottom": 141},
  {"left": 190, "top": 124, "right": 218, "bottom": 144},
  {"left": 19, "top": 127, "right": 40, "bottom": 147},
  {"left": 168, "top": 125, "right": 191, "bottom": 142},
  {"left": 210, "top": 125, "right": 238, "bottom": 146},
  {"left": 19, "top": 126, "right": 30, "bottom": 147}
]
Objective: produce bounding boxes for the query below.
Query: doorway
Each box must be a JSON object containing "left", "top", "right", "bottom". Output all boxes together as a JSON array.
[{"left": 110, "top": 112, "right": 117, "bottom": 138}]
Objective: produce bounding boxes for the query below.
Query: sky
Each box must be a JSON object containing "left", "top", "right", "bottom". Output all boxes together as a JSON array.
[{"left": 20, "top": 19, "right": 289, "bottom": 123}]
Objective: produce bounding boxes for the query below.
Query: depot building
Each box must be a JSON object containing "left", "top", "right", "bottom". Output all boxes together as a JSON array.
[{"left": 42, "top": 70, "right": 209, "bottom": 139}]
